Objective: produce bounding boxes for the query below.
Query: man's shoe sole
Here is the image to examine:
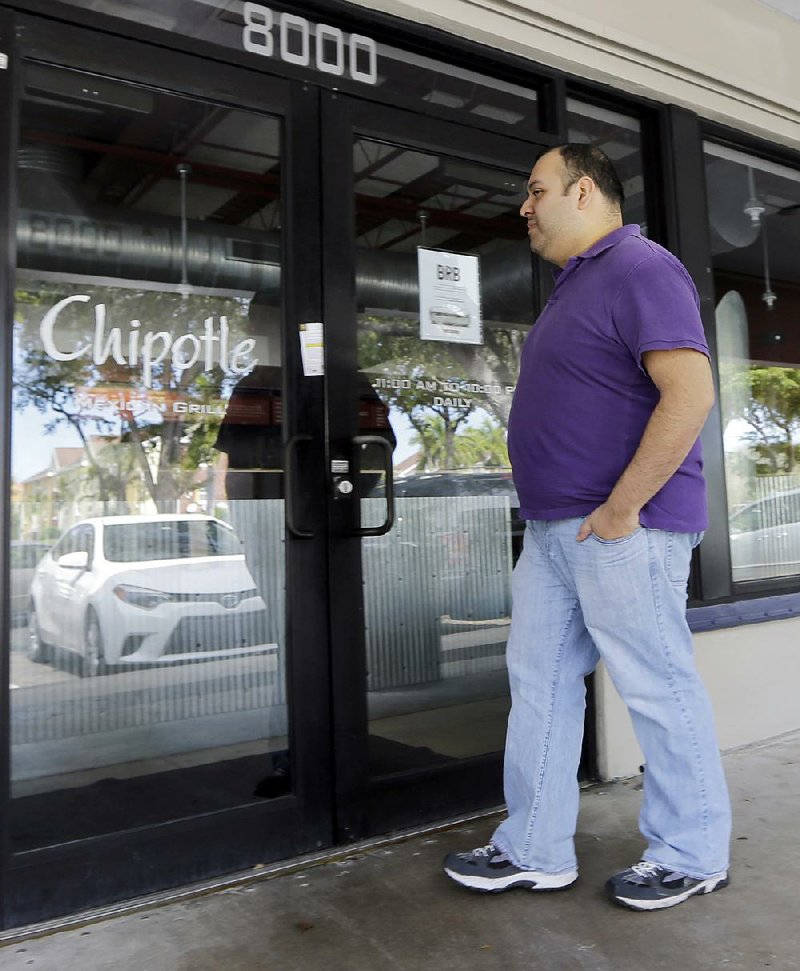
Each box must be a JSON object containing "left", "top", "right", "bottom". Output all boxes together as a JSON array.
[
  {"left": 443, "top": 867, "right": 578, "bottom": 893},
  {"left": 607, "top": 873, "right": 729, "bottom": 912}
]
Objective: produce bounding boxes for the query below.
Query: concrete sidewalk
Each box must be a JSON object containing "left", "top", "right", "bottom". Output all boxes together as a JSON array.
[{"left": 2, "top": 732, "right": 799, "bottom": 971}]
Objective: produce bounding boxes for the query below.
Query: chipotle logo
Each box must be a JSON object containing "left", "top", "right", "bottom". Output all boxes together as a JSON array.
[{"left": 39, "top": 294, "right": 258, "bottom": 388}]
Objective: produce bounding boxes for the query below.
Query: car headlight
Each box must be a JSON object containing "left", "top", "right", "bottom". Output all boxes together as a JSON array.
[{"left": 113, "top": 584, "right": 174, "bottom": 610}]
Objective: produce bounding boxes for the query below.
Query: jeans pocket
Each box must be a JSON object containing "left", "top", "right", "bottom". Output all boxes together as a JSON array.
[
  {"left": 665, "top": 530, "right": 694, "bottom": 584},
  {"left": 591, "top": 526, "right": 643, "bottom": 546}
]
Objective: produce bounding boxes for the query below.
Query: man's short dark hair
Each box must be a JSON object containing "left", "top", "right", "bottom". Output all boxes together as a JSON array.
[{"left": 540, "top": 144, "right": 625, "bottom": 209}]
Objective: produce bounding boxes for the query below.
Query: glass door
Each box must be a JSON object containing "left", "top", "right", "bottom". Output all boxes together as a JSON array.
[
  {"left": 321, "top": 95, "right": 553, "bottom": 837},
  {"left": 2, "top": 16, "right": 332, "bottom": 924}
]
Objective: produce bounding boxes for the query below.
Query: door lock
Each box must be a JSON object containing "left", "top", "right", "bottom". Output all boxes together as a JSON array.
[{"left": 334, "top": 477, "right": 354, "bottom": 496}]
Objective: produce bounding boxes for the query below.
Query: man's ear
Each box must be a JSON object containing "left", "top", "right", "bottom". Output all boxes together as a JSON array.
[{"left": 576, "top": 176, "right": 595, "bottom": 210}]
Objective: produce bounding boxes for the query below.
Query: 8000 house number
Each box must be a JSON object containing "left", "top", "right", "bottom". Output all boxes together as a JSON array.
[{"left": 242, "top": 3, "right": 378, "bottom": 85}]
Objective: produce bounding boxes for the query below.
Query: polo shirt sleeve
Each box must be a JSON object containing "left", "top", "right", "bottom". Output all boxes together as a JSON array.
[{"left": 610, "top": 252, "right": 709, "bottom": 370}]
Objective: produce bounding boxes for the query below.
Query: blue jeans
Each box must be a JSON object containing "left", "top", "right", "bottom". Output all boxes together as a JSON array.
[{"left": 492, "top": 518, "right": 731, "bottom": 880}]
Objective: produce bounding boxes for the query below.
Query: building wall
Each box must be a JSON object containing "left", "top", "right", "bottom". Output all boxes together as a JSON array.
[
  {"left": 347, "top": 0, "right": 800, "bottom": 149},
  {"left": 595, "top": 619, "right": 800, "bottom": 780}
]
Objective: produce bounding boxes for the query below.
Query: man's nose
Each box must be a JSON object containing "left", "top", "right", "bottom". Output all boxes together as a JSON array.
[{"left": 520, "top": 196, "right": 532, "bottom": 217}]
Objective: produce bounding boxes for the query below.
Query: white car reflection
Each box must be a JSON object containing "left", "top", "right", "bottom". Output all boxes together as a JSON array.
[
  {"left": 729, "top": 487, "right": 800, "bottom": 581},
  {"left": 28, "top": 514, "right": 274, "bottom": 676},
  {"left": 11, "top": 540, "right": 50, "bottom": 625},
  {"left": 430, "top": 305, "right": 471, "bottom": 328}
]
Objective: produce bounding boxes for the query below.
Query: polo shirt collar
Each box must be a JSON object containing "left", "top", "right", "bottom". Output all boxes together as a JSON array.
[{"left": 576, "top": 223, "right": 640, "bottom": 261}]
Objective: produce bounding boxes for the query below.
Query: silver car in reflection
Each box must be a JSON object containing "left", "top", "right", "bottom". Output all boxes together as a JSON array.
[
  {"left": 729, "top": 487, "right": 800, "bottom": 581},
  {"left": 28, "top": 514, "right": 273, "bottom": 676}
]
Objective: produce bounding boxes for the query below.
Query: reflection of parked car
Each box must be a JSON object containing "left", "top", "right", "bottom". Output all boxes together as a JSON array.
[
  {"left": 430, "top": 306, "right": 471, "bottom": 329},
  {"left": 388, "top": 469, "right": 523, "bottom": 551},
  {"left": 388, "top": 469, "right": 518, "bottom": 499},
  {"left": 28, "top": 514, "right": 273, "bottom": 676},
  {"left": 729, "top": 487, "right": 800, "bottom": 581},
  {"left": 10, "top": 540, "right": 50, "bottom": 625}
]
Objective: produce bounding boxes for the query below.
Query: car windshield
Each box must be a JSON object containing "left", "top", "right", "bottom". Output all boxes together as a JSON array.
[
  {"left": 103, "top": 520, "right": 242, "bottom": 562},
  {"left": 730, "top": 492, "right": 800, "bottom": 535},
  {"left": 729, "top": 505, "right": 762, "bottom": 535}
]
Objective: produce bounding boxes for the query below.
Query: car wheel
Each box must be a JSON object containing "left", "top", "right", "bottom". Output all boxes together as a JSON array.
[
  {"left": 28, "top": 607, "right": 52, "bottom": 664},
  {"left": 83, "top": 610, "right": 107, "bottom": 678}
]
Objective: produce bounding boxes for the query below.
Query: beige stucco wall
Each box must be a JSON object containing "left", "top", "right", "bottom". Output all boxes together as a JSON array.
[
  {"left": 346, "top": 0, "right": 800, "bottom": 150},
  {"left": 595, "top": 619, "right": 800, "bottom": 780}
]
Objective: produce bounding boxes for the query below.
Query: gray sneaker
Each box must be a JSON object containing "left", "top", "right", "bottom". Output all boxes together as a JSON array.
[
  {"left": 606, "top": 860, "right": 730, "bottom": 912},
  {"left": 443, "top": 843, "right": 578, "bottom": 893}
]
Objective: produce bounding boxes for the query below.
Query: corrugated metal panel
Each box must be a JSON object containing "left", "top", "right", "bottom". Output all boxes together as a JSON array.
[{"left": 362, "top": 495, "right": 512, "bottom": 690}]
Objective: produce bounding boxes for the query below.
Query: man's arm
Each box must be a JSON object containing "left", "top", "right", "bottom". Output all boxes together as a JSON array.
[{"left": 576, "top": 347, "right": 715, "bottom": 542}]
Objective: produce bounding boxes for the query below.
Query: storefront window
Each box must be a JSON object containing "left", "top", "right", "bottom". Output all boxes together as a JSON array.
[
  {"left": 11, "top": 62, "right": 288, "bottom": 845},
  {"left": 704, "top": 142, "right": 800, "bottom": 582},
  {"left": 352, "top": 139, "right": 529, "bottom": 769}
]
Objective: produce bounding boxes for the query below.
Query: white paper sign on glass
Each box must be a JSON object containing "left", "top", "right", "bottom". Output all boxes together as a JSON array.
[
  {"left": 418, "top": 248, "right": 483, "bottom": 345},
  {"left": 299, "top": 321, "right": 325, "bottom": 375}
]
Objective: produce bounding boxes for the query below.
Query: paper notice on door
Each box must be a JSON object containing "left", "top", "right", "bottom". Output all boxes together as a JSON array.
[
  {"left": 299, "top": 321, "right": 324, "bottom": 376},
  {"left": 418, "top": 248, "right": 482, "bottom": 345}
]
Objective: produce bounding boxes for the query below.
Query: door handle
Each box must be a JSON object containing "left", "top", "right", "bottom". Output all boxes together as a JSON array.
[
  {"left": 353, "top": 435, "right": 394, "bottom": 537},
  {"left": 284, "top": 434, "right": 314, "bottom": 538}
]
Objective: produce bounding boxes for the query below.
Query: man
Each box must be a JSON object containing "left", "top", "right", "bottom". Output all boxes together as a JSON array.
[{"left": 443, "top": 145, "right": 731, "bottom": 912}]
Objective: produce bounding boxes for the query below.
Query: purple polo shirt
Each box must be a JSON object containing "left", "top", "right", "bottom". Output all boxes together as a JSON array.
[{"left": 508, "top": 224, "right": 709, "bottom": 532}]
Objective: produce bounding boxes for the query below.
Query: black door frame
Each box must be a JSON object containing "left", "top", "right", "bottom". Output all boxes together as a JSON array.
[
  {"left": 0, "top": 2, "right": 618, "bottom": 927},
  {"left": 0, "top": 11, "right": 335, "bottom": 927},
  {"left": 320, "top": 91, "right": 561, "bottom": 841}
]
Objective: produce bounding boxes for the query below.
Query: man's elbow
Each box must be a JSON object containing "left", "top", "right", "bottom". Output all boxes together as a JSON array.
[
  {"left": 698, "top": 379, "right": 715, "bottom": 421},
  {"left": 684, "top": 355, "right": 716, "bottom": 423},
  {"left": 659, "top": 381, "right": 715, "bottom": 431},
  {"left": 684, "top": 383, "right": 715, "bottom": 434}
]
